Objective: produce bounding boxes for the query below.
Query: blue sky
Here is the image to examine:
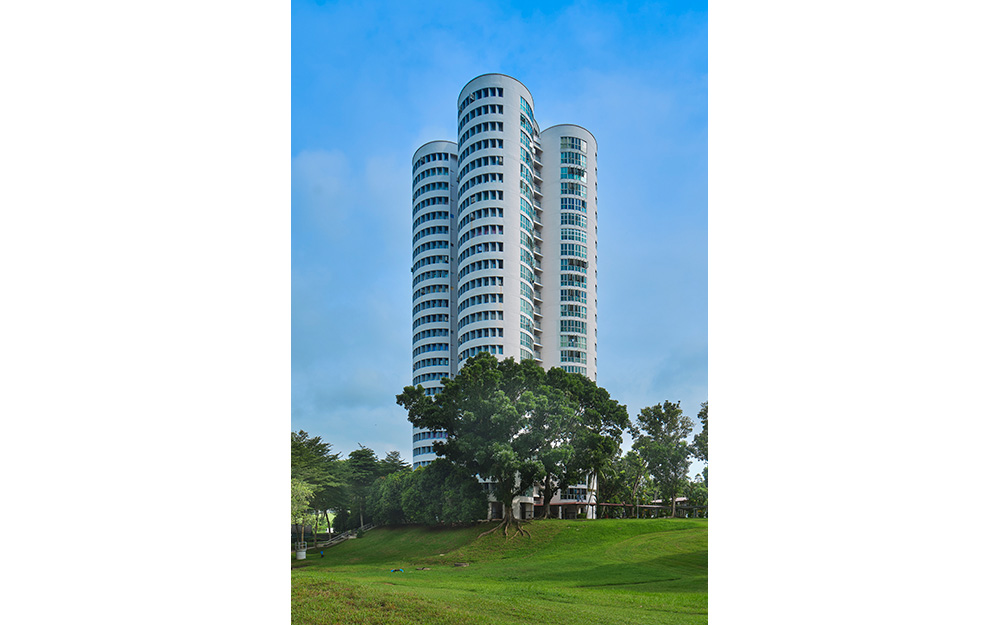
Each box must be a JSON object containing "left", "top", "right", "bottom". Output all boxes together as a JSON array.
[{"left": 291, "top": 0, "right": 707, "bottom": 468}]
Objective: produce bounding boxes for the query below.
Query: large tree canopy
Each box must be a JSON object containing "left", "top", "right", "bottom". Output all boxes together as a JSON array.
[
  {"left": 396, "top": 352, "right": 629, "bottom": 535},
  {"left": 533, "top": 366, "right": 630, "bottom": 518},
  {"left": 398, "top": 353, "right": 547, "bottom": 536}
]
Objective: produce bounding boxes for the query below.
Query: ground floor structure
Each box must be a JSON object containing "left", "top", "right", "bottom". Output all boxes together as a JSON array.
[{"left": 485, "top": 476, "right": 598, "bottom": 520}]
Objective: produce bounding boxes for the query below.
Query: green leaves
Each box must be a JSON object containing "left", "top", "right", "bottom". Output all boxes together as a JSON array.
[
  {"left": 692, "top": 402, "right": 708, "bottom": 462},
  {"left": 633, "top": 401, "right": 696, "bottom": 516},
  {"left": 397, "top": 352, "right": 632, "bottom": 523},
  {"left": 291, "top": 478, "right": 315, "bottom": 524}
]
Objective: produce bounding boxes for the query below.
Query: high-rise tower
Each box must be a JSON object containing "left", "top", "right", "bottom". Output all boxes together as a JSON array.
[{"left": 410, "top": 75, "right": 598, "bottom": 485}]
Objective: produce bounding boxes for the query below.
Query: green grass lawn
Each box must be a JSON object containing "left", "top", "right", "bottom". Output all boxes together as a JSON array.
[{"left": 291, "top": 518, "right": 707, "bottom": 625}]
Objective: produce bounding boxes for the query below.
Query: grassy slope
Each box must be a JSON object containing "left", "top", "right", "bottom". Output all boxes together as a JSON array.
[{"left": 292, "top": 518, "right": 707, "bottom": 625}]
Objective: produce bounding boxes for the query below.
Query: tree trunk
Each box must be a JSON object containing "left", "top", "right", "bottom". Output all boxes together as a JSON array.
[
  {"left": 540, "top": 475, "right": 556, "bottom": 519},
  {"left": 478, "top": 498, "right": 531, "bottom": 539},
  {"left": 670, "top": 495, "right": 677, "bottom": 518}
]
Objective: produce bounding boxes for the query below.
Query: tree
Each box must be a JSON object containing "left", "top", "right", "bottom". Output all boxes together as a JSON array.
[
  {"left": 623, "top": 450, "right": 654, "bottom": 518},
  {"left": 377, "top": 450, "right": 412, "bottom": 478},
  {"left": 291, "top": 430, "right": 338, "bottom": 483},
  {"left": 592, "top": 449, "right": 653, "bottom": 518},
  {"left": 399, "top": 459, "right": 488, "bottom": 525},
  {"left": 370, "top": 471, "right": 408, "bottom": 526},
  {"left": 523, "top": 376, "right": 577, "bottom": 519},
  {"left": 291, "top": 478, "right": 315, "bottom": 545},
  {"left": 397, "top": 353, "right": 550, "bottom": 537},
  {"left": 692, "top": 402, "right": 708, "bottom": 463},
  {"left": 346, "top": 445, "right": 379, "bottom": 528},
  {"left": 533, "top": 367, "right": 629, "bottom": 518},
  {"left": 291, "top": 430, "right": 346, "bottom": 535},
  {"left": 632, "top": 401, "right": 694, "bottom": 517},
  {"left": 397, "top": 353, "right": 629, "bottom": 535},
  {"left": 685, "top": 472, "right": 708, "bottom": 516}
]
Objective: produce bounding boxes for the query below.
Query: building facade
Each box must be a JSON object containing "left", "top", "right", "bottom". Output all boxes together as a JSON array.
[{"left": 410, "top": 74, "right": 599, "bottom": 518}]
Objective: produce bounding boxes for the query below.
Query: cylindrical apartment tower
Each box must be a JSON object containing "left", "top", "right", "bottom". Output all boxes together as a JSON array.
[
  {"left": 538, "top": 125, "right": 598, "bottom": 380},
  {"left": 454, "top": 74, "right": 531, "bottom": 368},
  {"left": 410, "top": 140, "right": 457, "bottom": 468},
  {"left": 409, "top": 76, "right": 599, "bottom": 511}
]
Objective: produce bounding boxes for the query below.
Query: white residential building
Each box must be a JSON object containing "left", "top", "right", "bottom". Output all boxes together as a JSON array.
[{"left": 410, "top": 74, "right": 600, "bottom": 519}]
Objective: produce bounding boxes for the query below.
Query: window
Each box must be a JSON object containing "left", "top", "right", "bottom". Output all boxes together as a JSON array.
[
  {"left": 521, "top": 263, "right": 534, "bottom": 282},
  {"left": 560, "top": 167, "right": 586, "bottom": 182},
  {"left": 412, "top": 195, "right": 450, "bottom": 217},
  {"left": 520, "top": 314, "right": 534, "bottom": 331},
  {"left": 412, "top": 342, "right": 449, "bottom": 357},
  {"left": 561, "top": 182, "right": 586, "bottom": 197},
  {"left": 560, "top": 304, "right": 587, "bottom": 318},
  {"left": 520, "top": 96, "right": 534, "bottom": 122},
  {"left": 459, "top": 344, "right": 504, "bottom": 362},
  {"left": 560, "top": 136, "right": 587, "bottom": 152},
  {"left": 412, "top": 240, "right": 449, "bottom": 259},
  {"left": 458, "top": 138, "right": 503, "bottom": 165},
  {"left": 456, "top": 258, "right": 504, "bottom": 281},
  {"left": 521, "top": 197, "right": 536, "bottom": 221},
  {"left": 458, "top": 189, "right": 504, "bottom": 217},
  {"left": 458, "top": 172, "right": 503, "bottom": 197},
  {"left": 458, "top": 103, "right": 504, "bottom": 134},
  {"left": 457, "top": 206, "right": 503, "bottom": 231},
  {"left": 413, "top": 357, "right": 450, "bottom": 371},
  {"left": 457, "top": 224, "right": 503, "bottom": 248},
  {"left": 561, "top": 212, "right": 587, "bottom": 228},
  {"left": 412, "top": 313, "right": 449, "bottom": 330},
  {"left": 459, "top": 121, "right": 505, "bottom": 148},
  {"left": 457, "top": 326, "right": 503, "bottom": 346},
  {"left": 521, "top": 231, "right": 534, "bottom": 250},
  {"left": 560, "top": 258, "right": 588, "bottom": 273},
  {"left": 457, "top": 292, "right": 503, "bottom": 314},
  {"left": 412, "top": 152, "right": 452, "bottom": 173},
  {"left": 560, "top": 351, "right": 586, "bottom": 364},
  {"left": 560, "top": 289, "right": 586, "bottom": 303}
]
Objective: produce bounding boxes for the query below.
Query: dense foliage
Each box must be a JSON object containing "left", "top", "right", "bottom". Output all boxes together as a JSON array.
[
  {"left": 397, "top": 353, "right": 629, "bottom": 534},
  {"left": 292, "top": 366, "right": 709, "bottom": 537}
]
